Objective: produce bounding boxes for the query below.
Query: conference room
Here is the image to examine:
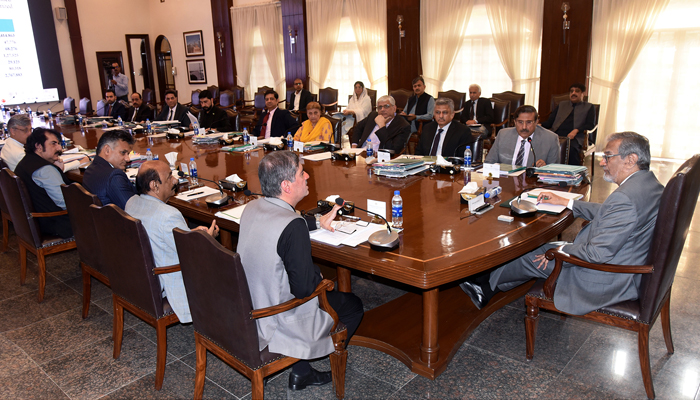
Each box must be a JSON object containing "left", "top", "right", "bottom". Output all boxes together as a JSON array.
[{"left": 1, "top": 0, "right": 700, "bottom": 399}]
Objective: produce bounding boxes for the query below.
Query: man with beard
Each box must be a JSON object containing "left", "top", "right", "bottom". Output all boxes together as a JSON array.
[
  {"left": 103, "top": 89, "right": 128, "bottom": 120},
  {"left": 541, "top": 83, "right": 596, "bottom": 165},
  {"left": 193, "top": 90, "right": 231, "bottom": 131},
  {"left": 460, "top": 132, "right": 663, "bottom": 315},
  {"left": 398, "top": 76, "right": 435, "bottom": 133},
  {"left": 14, "top": 128, "right": 77, "bottom": 238},
  {"left": 125, "top": 160, "right": 219, "bottom": 323},
  {"left": 83, "top": 130, "right": 136, "bottom": 209},
  {"left": 485, "top": 105, "right": 559, "bottom": 167}
]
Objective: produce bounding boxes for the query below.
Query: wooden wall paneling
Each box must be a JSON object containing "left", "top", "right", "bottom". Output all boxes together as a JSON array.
[
  {"left": 211, "top": 0, "right": 236, "bottom": 90},
  {"left": 64, "top": 0, "right": 90, "bottom": 99},
  {"left": 282, "top": 0, "right": 308, "bottom": 89},
  {"left": 387, "top": 0, "right": 421, "bottom": 92},
  {"left": 538, "top": 0, "right": 593, "bottom": 118}
]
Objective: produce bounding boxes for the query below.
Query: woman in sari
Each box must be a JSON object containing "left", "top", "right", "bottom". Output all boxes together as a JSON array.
[
  {"left": 336, "top": 81, "right": 372, "bottom": 135},
  {"left": 293, "top": 101, "right": 334, "bottom": 143}
]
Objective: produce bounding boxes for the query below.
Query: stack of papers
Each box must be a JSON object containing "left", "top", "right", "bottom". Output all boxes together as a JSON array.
[
  {"left": 373, "top": 159, "right": 430, "bottom": 178},
  {"left": 302, "top": 152, "right": 332, "bottom": 161},
  {"left": 536, "top": 164, "right": 588, "bottom": 185},
  {"left": 174, "top": 186, "right": 220, "bottom": 201},
  {"left": 515, "top": 188, "right": 584, "bottom": 214},
  {"left": 215, "top": 204, "right": 247, "bottom": 223},
  {"left": 309, "top": 222, "right": 387, "bottom": 247}
]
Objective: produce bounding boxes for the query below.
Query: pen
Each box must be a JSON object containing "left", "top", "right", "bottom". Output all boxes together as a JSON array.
[{"left": 187, "top": 191, "right": 204, "bottom": 197}]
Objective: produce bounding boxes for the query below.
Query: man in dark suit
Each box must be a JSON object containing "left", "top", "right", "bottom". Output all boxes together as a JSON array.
[
  {"left": 460, "top": 132, "right": 663, "bottom": 315},
  {"left": 103, "top": 89, "right": 127, "bottom": 120},
  {"left": 82, "top": 130, "right": 136, "bottom": 209},
  {"left": 351, "top": 95, "right": 411, "bottom": 154},
  {"left": 127, "top": 92, "right": 153, "bottom": 123},
  {"left": 290, "top": 78, "right": 314, "bottom": 121},
  {"left": 541, "top": 82, "right": 596, "bottom": 165},
  {"left": 416, "top": 98, "right": 474, "bottom": 158},
  {"left": 156, "top": 89, "right": 190, "bottom": 128},
  {"left": 460, "top": 84, "right": 494, "bottom": 140},
  {"left": 195, "top": 89, "right": 231, "bottom": 131},
  {"left": 254, "top": 90, "right": 299, "bottom": 138}
]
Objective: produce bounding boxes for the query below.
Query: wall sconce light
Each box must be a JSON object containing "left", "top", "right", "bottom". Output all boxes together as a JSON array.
[
  {"left": 562, "top": 2, "right": 570, "bottom": 44},
  {"left": 171, "top": 67, "right": 177, "bottom": 76},
  {"left": 288, "top": 25, "right": 297, "bottom": 54},
  {"left": 217, "top": 32, "right": 224, "bottom": 56},
  {"left": 397, "top": 15, "right": 405, "bottom": 50}
]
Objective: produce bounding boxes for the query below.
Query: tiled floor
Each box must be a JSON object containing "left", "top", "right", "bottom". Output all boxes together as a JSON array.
[{"left": 1, "top": 156, "right": 699, "bottom": 399}]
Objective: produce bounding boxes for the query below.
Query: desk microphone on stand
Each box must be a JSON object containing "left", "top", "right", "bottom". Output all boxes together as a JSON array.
[
  {"left": 177, "top": 171, "right": 229, "bottom": 207},
  {"left": 335, "top": 197, "right": 399, "bottom": 251}
]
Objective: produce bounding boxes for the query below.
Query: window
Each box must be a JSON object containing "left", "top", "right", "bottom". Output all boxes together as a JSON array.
[
  {"left": 616, "top": 0, "right": 700, "bottom": 159},
  {"left": 442, "top": 0, "right": 512, "bottom": 99},
  {"left": 324, "top": 15, "right": 370, "bottom": 107},
  {"left": 248, "top": 27, "right": 275, "bottom": 100}
]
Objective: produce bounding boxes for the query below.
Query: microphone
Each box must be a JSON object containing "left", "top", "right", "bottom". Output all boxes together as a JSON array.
[
  {"left": 335, "top": 197, "right": 399, "bottom": 251},
  {"left": 526, "top": 136, "right": 537, "bottom": 166},
  {"left": 178, "top": 171, "right": 229, "bottom": 207},
  {"left": 243, "top": 189, "right": 264, "bottom": 197}
]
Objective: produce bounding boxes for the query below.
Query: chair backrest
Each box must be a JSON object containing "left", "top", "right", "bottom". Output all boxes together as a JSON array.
[
  {"left": 286, "top": 89, "right": 296, "bottom": 108},
  {"left": 142, "top": 88, "right": 155, "bottom": 106},
  {"left": 0, "top": 168, "right": 43, "bottom": 247},
  {"left": 224, "top": 109, "right": 240, "bottom": 131},
  {"left": 491, "top": 91, "right": 525, "bottom": 116},
  {"left": 389, "top": 89, "right": 414, "bottom": 112},
  {"left": 0, "top": 160, "right": 10, "bottom": 215},
  {"left": 438, "top": 90, "right": 466, "bottom": 114},
  {"left": 589, "top": 104, "right": 601, "bottom": 144},
  {"left": 191, "top": 90, "right": 201, "bottom": 106},
  {"left": 79, "top": 98, "right": 93, "bottom": 115},
  {"left": 254, "top": 92, "right": 266, "bottom": 110},
  {"left": 470, "top": 136, "right": 484, "bottom": 164},
  {"left": 63, "top": 97, "right": 75, "bottom": 114},
  {"left": 550, "top": 92, "right": 570, "bottom": 111},
  {"left": 173, "top": 228, "right": 264, "bottom": 368},
  {"left": 61, "top": 183, "right": 104, "bottom": 272},
  {"left": 219, "top": 90, "right": 234, "bottom": 107},
  {"left": 558, "top": 137, "right": 570, "bottom": 164},
  {"left": 490, "top": 98, "right": 511, "bottom": 133},
  {"left": 367, "top": 88, "right": 377, "bottom": 110},
  {"left": 145, "top": 103, "right": 157, "bottom": 121},
  {"left": 638, "top": 155, "right": 700, "bottom": 323},
  {"left": 207, "top": 85, "right": 220, "bottom": 103},
  {"left": 232, "top": 85, "right": 245, "bottom": 107},
  {"left": 324, "top": 115, "right": 342, "bottom": 144},
  {"left": 96, "top": 99, "right": 106, "bottom": 116},
  {"left": 319, "top": 87, "right": 338, "bottom": 113},
  {"left": 257, "top": 86, "right": 273, "bottom": 95},
  {"left": 89, "top": 204, "right": 167, "bottom": 318}
]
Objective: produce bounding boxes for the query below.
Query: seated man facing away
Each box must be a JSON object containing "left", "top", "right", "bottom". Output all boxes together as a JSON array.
[
  {"left": 460, "top": 132, "right": 663, "bottom": 315},
  {"left": 238, "top": 151, "right": 364, "bottom": 391},
  {"left": 351, "top": 95, "right": 411, "bottom": 154},
  {"left": 253, "top": 89, "right": 299, "bottom": 139},
  {"left": 415, "top": 97, "right": 474, "bottom": 158},
  {"left": 83, "top": 130, "right": 136, "bottom": 209},
  {"left": 398, "top": 76, "right": 435, "bottom": 133},
  {"left": 1, "top": 114, "right": 32, "bottom": 171},
  {"left": 14, "top": 128, "right": 82, "bottom": 238},
  {"left": 194, "top": 89, "right": 232, "bottom": 131},
  {"left": 125, "top": 160, "right": 219, "bottom": 323},
  {"left": 485, "top": 105, "right": 560, "bottom": 167},
  {"left": 541, "top": 83, "right": 596, "bottom": 165}
]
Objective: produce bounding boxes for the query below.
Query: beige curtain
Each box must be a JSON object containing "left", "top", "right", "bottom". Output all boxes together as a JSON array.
[
  {"left": 231, "top": 6, "right": 256, "bottom": 100},
  {"left": 589, "top": 0, "right": 669, "bottom": 146},
  {"left": 485, "top": 0, "right": 543, "bottom": 106},
  {"left": 257, "top": 3, "right": 286, "bottom": 97},
  {"left": 420, "top": 0, "right": 473, "bottom": 95},
  {"left": 306, "top": 0, "right": 343, "bottom": 93},
  {"left": 346, "top": 0, "right": 388, "bottom": 96}
]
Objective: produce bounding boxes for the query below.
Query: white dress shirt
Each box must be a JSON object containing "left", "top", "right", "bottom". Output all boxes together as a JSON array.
[{"left": 511, "top": 135, "right": 532, "bottom": 167}]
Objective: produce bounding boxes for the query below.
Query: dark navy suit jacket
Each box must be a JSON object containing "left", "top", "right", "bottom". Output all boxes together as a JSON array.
[{"left": 82, "top": 155, "right": 136, "bottom": 209}]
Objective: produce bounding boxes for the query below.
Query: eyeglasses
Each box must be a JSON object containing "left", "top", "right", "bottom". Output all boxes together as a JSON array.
[
  {"left": 514, "top": 120, "right": 536, "bottom": 126},
  {"left": 601, "top": 153, "right": 622, "bottom": 163},
  {"left": 376, "top": 104, "right": 393, "bottom": 110}
]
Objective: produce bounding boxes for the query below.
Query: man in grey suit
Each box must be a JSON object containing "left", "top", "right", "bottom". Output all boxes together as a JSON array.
[
  {"left": 238, "top": 151, "right": 364, "bottom": 391},
  {"left": 460, "top": 132, "right": 664, "bottom": 315},
  {"left": 485, "top": 105, "right": 560, "bottom": 167},
  {"left": 125, "top": 161, "right": 219, "bottom": 323}
]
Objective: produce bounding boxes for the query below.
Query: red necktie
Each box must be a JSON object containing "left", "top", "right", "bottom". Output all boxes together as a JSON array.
[{"left": 262, "top": 112, "right": 270, "bottom": 137}]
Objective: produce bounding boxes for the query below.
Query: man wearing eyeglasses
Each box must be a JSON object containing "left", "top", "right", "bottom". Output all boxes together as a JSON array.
[
  {"left": 485, "top": 105, "right": 560, "bottom": 167},
  {"left": 289, "top": 78, "right": 313, "bottom": 121},
  {"left": 460, "top": 131, "right": 663, "bottom": 316},
  {"left": 350, "top": 95, "right": 411, "bottom": 154},
  {"left": 1, "top": 114, "right": 32, "bottom": 171}
]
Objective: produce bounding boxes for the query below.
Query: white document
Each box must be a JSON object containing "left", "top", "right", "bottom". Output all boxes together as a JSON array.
[
  {"left": 215, "top": 204, "right": 247, "bottom": 223},
  {"left": 517, "top": 188, "right": 584, "bottom": 214},
  {"left": 250, "top": 136, "right": 258, "bottom": 146},
  {"left": 366, "top": 199, "right": 386, "bottom": 219},
  {"left": 310, "top": 222, "right": 386, "bottom": 247},
  {"left": 302, "top": 152, "right": 332, "bottom": 161},
  {"left": 174, "top": 186, "right": 220, "bottom": 201},
  {"left": 186, "top": 112, "right": 198, "bottom": 126},
  {"left": 468, "top": 194, "right": 485, "bottom": 212},
  {"left": 377, "top": 151, "right": 391, "bottom": 163},
  {"left": 293, "top": 140, "right": 304, "bottom": 152},
  {"left": 180, "top": 163, "right": 189, "bottom": 175}
]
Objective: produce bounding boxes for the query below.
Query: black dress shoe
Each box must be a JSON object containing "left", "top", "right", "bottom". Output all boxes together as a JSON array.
[
  {"left": 288, "top": 367, "right": 332, "bottom": 390},
  {"left": 460, "top": 280, "right": 487, "bottom": 310}
]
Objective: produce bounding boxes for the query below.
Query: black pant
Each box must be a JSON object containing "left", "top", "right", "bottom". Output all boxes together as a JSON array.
[{"left": 292, "top": 290, "right": 364, "bottom": 375}]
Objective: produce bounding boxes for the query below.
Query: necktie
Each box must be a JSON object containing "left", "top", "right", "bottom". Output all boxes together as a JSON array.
[
  {"left": 515, "top": 138, "right": 526, "bottom": 166},
  {"left": 472, "top": 102, "right": 478, "bottom": 122},
  {"left": 262, "top": 112, "right": 271, "bottom": 138},
  {"left": 107, "top": 104, "right": 112, "bottom": 117},
  {"left": 430, "top": 128, "right": 443, "bottom": 156},
  {"left": 168, "top": 109, "right": 173, "bottom": 121},
  {"left": 132, "top": 108, "right": 137, "bottom": 122}
]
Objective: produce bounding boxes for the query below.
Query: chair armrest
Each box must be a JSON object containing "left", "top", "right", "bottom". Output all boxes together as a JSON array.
[
  {"left": 322, "top": 101, "right": 338, "bottom": 107},
  {"left": 31, "top": 210, "right": 68, "bottom": 218},
  {"left": 251, "top": 279, "right": 335, "bottom": 320},
  {"left": 542, "top": 247, "right": 654, "bottom": 298},
  {"left": 455, "top": 107, "right": 464, "bottom": 114},
  {"left": 152, "top": 264, "right": 181, "bottom": 275}
]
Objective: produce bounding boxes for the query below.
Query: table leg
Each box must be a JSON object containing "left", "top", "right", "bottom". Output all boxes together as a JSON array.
[
  {"left": 420, "top": 288, "right": 439, "bottom": 365},
  {"left": 337, "top": 266, "right": 352, "bottom": 293},
  {"left": 220, "top": 230, "right": 233, "bottom": 250}
]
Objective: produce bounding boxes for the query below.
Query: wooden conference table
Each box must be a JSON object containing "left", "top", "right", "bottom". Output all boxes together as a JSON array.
[{"left": 58, "top": 124, "right": 588, "bottom": 380}]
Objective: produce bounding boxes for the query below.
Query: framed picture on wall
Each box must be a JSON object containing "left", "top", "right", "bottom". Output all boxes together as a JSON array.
[
  {"left": 183, "top": 30, "right": 204, "bottom": 57},
  {"left": 186, "top": 59, "right": 207, "bottom": 84}
]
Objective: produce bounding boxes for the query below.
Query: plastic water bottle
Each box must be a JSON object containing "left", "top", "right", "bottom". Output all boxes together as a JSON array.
[
  {"left": 243, "top": 127, "right": 250, "bottom": 144},
  {"left": 464, "top": 146, "right": 472, "bottom": 170},
  {"left": 189, "top": 158, "right": 198, "bottom": 185},
  {"left": 366, "top": 139, "right": 374, "bottom": 158},
  {"left": 48, "top": 109, "right": 52, "bottom": 120},
  {"left": 77, "top": 113, "right": 83, "bottom": 126},
  {"left": 391, "top": 190, "right": 403, "bottom": 229},
  {"left": 194, "top": 122, "right": 200, "bottom": 136},
  {"left": 117, "top": 116, "right": 123, "bottom": 126},
  {"left": 146, "top": 119, "right": 152, "bottom": 134},
  {"left": 61, "top": 135, "right": 66, "bottom": 149},
  {"left": 287, "top": 132, "right": 294, "bottom": 151},
  {"left": 484, "top": 186, "right": 502, "bottom": 199},
  {"left": 26, "top": 106, "right": 32, "bottom": 115},
  {"left": 145, "top": 148, "right": 153, "bottom": 161}
]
